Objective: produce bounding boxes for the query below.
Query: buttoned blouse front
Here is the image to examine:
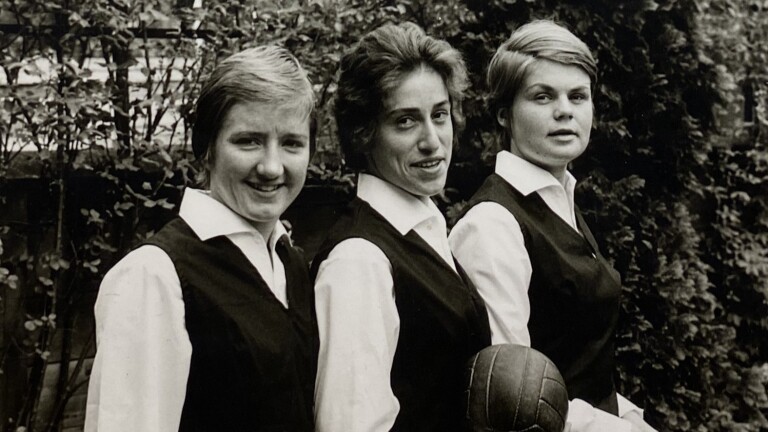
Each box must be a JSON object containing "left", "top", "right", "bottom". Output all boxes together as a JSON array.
[{"left": 314, "top": 173, "right": 456, "bottom": 432}]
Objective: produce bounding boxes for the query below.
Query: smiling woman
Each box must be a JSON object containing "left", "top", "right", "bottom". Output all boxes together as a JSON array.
[
  {"left": 84, "top": 46, "right": 318, "bottom": 432},
  {"left": 310, "top": 22, "right": 491, "bottom": 432},
  {"left": 369, "top": 67, "right": 453, "bottom": 197},
  {"left": 209, "top": 101, "right": 311, "bottom": 240}
]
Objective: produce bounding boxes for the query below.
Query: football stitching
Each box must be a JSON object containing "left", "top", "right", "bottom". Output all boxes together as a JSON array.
[
  {"left": 514, "top": 348, "right": 531, "bottom": 427},
  {"left": 540, "top": 363, "right": 567, "bottom": 425},
  {"left": 466, "top": 353, "right": 480, "bottom": 421},
  {"left": 485, "top": 345, "right": 502, "bottom": 424},
  {"left": 535, "top": 362, "right": 546, "bottom": 423}
]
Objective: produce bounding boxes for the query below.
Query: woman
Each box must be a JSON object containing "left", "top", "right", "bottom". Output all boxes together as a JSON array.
[
  {"left": 450, "top": 20, "right": 656, "bottom": 432},
  {"left": 85, "top": 46, "right": 318, "bottom": 431},
  {"left": 312, "top": 22, "right": 491, "bottom": 432}
]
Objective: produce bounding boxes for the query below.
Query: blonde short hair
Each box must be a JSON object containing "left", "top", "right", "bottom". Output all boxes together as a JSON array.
[
  {"left": 487, "top": 20, "right": 597, "bottom": 147},
  {"left": 192, "top": 46, "right": 316, "bottom": 186}
]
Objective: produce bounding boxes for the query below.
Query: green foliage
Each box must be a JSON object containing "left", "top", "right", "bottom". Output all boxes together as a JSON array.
[{"left": 0, "top": 0, "right": 766, "bottom": 431}]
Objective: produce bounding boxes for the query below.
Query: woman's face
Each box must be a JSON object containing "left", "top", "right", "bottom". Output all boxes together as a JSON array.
[
  {"left": 209, "top": 101, "right": 310, "bottom": 239},
  {"left": 368, "top": 67, "right": 453, "bottom": 197},
  {"left": 499, "top": 59, "right": 593, "bottom": 181}
]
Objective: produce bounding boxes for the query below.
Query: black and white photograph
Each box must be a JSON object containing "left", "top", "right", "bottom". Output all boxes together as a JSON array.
[{"left": 0, "top": 0, "right": 765, "bottom": 431}]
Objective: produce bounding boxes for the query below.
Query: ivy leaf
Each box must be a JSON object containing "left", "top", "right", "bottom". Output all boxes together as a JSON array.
[
  {"left": 643, "top": 0, "right": 659, "bottom": 11},
  {"left": 84, "top": 259, "right": 101, "bottom": 273},
  {"left": 158, "top": 148, "right": 173, "bottom": 164},
  {"left": 6, "top": 275, "right": 18, "bottom": 290},
  {"left": 156, "top": 198, "right": 176, "bottom": 210}
]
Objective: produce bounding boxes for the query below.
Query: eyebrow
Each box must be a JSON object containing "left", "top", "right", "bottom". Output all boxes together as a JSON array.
[
  {"left": 282, "top": 133, "right": 310, "bottom": 142},
  {"left": 228, "top": 131, "right": 262, "bottom": 140},
  {"left": 525, "top": 83, "right": 591, "bottom": 92},
  {"left": 385, "top": 99, "right": 451, "bottom": 116},
  {"left": 227, "top": 131, "right": 309, "bottom": 141}
]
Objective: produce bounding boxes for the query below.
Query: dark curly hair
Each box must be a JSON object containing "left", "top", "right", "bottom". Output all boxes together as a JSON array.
[{"left": 335, "top": 22, "right": 469, "bottom": 171}]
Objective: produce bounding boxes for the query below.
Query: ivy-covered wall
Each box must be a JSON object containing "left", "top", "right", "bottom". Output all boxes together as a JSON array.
[{"left": 0, "top": 0, "right": 766, "bottom": 431}]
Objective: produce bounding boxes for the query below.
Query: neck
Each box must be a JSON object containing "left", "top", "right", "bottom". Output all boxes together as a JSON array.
[
  {"left": 549, "top": 167, "right": 568, "bottom": 187},
  {"left": 360, "top": 171, "right": 433, "bottom": 202},
  {"left": 251, "top": 221, "right": 276, "bottom": 245}
]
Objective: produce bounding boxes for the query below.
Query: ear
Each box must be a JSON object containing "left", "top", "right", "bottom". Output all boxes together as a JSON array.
[
  {"left": 496, "top": 107, "right": 509, "bottom": 129},
  {"left": 203, "top": 146, "right": 214, "bottom": 169}
]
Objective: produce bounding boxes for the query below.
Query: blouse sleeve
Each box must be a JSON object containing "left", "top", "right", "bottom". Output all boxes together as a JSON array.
[
  {"left": 313, "top": 238, "right": 401, "bottom": 432},
  {"left": 567, "top": 399, "right": 632, "bottom": 432},
  {"left": 449, "top": 202, "right": 533, "bottom": 346},
  {"left": 84, "top": 245, "right": 191, "bottom": 432}
]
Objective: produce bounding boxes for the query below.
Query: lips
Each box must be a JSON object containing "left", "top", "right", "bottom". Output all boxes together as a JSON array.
[
  {"left": 548, "top": 129, "right": 578, "bottom": 137},
  {"left": 411, "top": 158, "right": 444, "bottom": 169},
  {"left": 245, "top": 181, "right": 282, "bottom": 193}
]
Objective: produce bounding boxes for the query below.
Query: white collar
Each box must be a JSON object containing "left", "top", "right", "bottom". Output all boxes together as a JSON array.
[
  {"left": 356, "top": 173, "right": 443, "bottom": 236},
  {"left": 179, "top": 188, "right": 287, "bottom": 248},
  {"left": 495, "top": 151, "right": 577, "bottom": 197}
]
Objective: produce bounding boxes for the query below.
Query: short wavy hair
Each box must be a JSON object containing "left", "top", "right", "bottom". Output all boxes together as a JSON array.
[
  {"left": 487, "top": 20, "right": 597, "bottom": 147},
  {"left": 192, "top": 45, "right": 316, "bottom": 186},
  {"left": 335, "top": 22, "right": 470, "bottom": 171}
]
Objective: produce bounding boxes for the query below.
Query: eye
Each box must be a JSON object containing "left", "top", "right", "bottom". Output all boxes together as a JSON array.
[
  {"left": 534, "top": 93, "right": 553, "bottom": 103},
  {"left": 432, "top": 110, "right": 450, "bottom": 124},
  {"left": 233, "top": 137, "right": 262, "bottom": 147},
  {"left": 396, "top": 116, "right": 416, "bottom": 129},
  {"left": 282, "top": 139, "right": 307, "bottom": 150},
  {"left": 570, "top": 92, "right": 590, "bottom": 103}
]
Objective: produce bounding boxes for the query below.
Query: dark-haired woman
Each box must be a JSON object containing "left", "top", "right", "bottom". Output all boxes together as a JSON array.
[{"left": 312, "top": 22, "right": 491, "bottom": 432}]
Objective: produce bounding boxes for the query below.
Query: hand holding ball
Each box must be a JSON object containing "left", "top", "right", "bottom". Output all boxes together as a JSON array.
[{"left": 464, "top": 344, "right": 569, "bottom": 432}]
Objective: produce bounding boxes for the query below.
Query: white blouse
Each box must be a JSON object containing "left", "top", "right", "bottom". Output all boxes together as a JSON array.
[{"left": 313, "top": 173, "right": 456, "bottom": 432}]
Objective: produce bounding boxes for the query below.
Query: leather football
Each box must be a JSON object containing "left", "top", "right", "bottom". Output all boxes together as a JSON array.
[{"left": 464, "top": 344, "right": 569, "bottom": 432}]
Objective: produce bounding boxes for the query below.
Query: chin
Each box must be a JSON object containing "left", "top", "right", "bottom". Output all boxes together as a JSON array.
[
  {"left": 413, "top": 185, "right": 444, "bottom": 197},
  {"left": 244, "top": 207, "right": 281, "bottom": 222}
]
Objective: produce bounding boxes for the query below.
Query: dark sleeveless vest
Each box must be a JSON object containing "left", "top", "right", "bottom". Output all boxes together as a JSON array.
[
  {"left": 145, "top": 218, "right": 318, "bottom": 431},
  {"left": 465, "top": 173, "right": 621, "bottom": 415},
  {"left": 311, "top": 198, "right": 491, "bottom": 432}
]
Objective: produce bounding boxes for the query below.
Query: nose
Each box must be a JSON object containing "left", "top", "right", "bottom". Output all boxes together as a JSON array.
[
  {"left": 417, "top": 120, "right": 442, "bottom": 153},
  {"left": 553, "top": 95, "right": 574, "bottom": 120},
  {"left": 256, "top": 143, "right": 284, "bottom": 179}
]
